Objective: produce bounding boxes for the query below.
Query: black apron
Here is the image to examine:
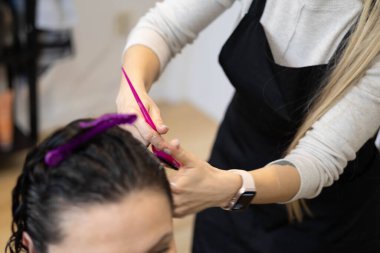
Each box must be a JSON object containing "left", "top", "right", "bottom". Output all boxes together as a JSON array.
[{"left": 193, "top": 0, "right": 380, "bottom": 252}]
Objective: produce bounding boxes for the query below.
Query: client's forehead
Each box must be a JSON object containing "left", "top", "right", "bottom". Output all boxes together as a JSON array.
[{"left": 49, "top": 190, "right": 173, "bottom": 253}]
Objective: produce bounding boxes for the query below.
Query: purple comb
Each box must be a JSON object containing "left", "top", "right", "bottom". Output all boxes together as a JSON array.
[{"left": 44, "top": 113, "right": 137, "bottom": 167}]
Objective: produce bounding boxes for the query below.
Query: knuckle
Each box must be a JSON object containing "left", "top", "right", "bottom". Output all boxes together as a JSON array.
[
  {"left": 172, "top": 183, "right": 184, "bottom": 194},
  {"left": 177, "top": 213, "right": 185, "bottom": 218},
  {"left": 174, "top": 209, "right": 185, "bottom": 218}
]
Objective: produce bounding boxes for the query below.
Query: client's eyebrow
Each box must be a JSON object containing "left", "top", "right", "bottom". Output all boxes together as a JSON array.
[{"left": 148, "top": 232, "right": 173, "bottom": 252}]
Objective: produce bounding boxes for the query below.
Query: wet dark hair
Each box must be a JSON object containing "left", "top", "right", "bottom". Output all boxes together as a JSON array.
[{"left": 5, "top": 119, "right": 172, "bottom": 253}]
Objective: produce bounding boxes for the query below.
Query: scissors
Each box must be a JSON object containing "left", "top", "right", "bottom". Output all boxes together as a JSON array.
[{"left": 121, "top": 67, "right": 181, "bottom": 169}]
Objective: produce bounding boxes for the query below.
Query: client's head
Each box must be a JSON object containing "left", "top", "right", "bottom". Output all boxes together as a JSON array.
[{"left": 6, "top": 114, "right": 174, "bottom": 253}]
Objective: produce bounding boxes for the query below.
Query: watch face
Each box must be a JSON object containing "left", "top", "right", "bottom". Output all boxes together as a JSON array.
[{"left": 231, "top": 191, "right": 256, "bottom": 210}]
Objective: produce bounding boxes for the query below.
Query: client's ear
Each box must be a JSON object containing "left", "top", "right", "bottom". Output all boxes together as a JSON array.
[{"left": 22, "top": 232, "right": 36, "bottom": 253}]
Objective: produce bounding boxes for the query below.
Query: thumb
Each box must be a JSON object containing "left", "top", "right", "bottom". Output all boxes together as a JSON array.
[
  {"left": 166, "top": 139, "right": 196, "bottom": 168},
  {"left": 150, "top": 105, "right": 169, "bottom": 135}
]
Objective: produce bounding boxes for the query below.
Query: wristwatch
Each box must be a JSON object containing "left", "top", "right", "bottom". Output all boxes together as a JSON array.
[{"left": 223, "top": 169, "right": 256, "bottom": 211}]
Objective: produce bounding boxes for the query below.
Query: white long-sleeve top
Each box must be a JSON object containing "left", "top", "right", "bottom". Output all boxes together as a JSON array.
[{"left": 124, "top": 0, "right": 380, "bottom": 201}]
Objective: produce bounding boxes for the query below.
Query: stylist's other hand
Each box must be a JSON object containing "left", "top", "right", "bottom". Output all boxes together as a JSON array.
[
  {"left": 116, "top": 77, "right": 168, "bottom": 146},
  {"left": 166, "top": 140, "right": 241, "bottom": 218}
]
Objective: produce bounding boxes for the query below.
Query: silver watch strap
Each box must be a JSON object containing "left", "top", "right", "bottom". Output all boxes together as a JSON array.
[{"left": 229, "top": 169, "right": 256, "bottom": 192}]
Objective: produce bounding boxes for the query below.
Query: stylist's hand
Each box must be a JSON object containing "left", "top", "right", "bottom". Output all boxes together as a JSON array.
[
  {"left": 165, "top": 140, "right": 242, "bottom": 218},
  {"left": 116, "top": 77, "right": 168, "bottom": 146}
]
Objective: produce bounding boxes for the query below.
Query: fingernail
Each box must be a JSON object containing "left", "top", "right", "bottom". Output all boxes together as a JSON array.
[
  {"left": 163, "top": 148, "right": 172, "bottom": 155},
  {"left": 160, "top": 124, "right": 169, "bottom": 130}
]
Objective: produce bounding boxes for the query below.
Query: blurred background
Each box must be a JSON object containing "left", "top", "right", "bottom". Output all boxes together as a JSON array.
[{"left": 0, "top": 0, "right": 243, "bottom": 252}]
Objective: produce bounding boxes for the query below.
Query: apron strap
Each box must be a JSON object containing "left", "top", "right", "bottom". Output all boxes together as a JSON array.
[{"left": 249, "top": 0, "right": 267, "bottom": 19}]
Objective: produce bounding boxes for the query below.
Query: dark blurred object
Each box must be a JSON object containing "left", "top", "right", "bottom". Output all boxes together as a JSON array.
[
  {"left": 0, "top": 0, "right": 38, "bottom": 157},
  {"left": 35, "top": 0, "right": 76, "bottom": 73},
  {"left": 37, "top": 29, "right": 73, "bottom": 75},
  {"left": 0, "top": 1, "right": 13, "bottom": 53},
  {"left": 0, "top": 0, "right": 74, "bottom": 157},
  {"left": 8, "top": 0, "right": 74, "bottom": 74}
]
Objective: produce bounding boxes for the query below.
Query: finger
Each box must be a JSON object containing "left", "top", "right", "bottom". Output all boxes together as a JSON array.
[
  {"left": 157, "top": 124, "right": 169, "bottom": 135},
  {"left": 165, "top": 139, "right": 196, "bottom": 168},
  {"left": 174, "top": 202, "right": 210, "bottom": 218},
  {"left": 133, "top": 115, "right": 162, "bottom": 144},
  {"left": 125, "top": 106, "right": 170, "bottom": 150},
  {"left": 173, "top": 205, "right": 194, "bottom": 218},
  {"left": 124, "top": 107, "right": 156, "bottom": 145},
  {"left": 173, "top": 208, "right": 187, "bottom": 218},
  {"left": 149, "top": 104, "right": 169, "bottom": 135},
  {"left": 151, "top": 134, "right": 172, "bottom": 151},
  {"left": 172, "top": 197, "right": 189, "bottom": 218},
  {"left": 131, "top": 123, "right": 169, "bottom": 151},
  {"left": 170, "top": 180, "right": 183, "bottom": 194},
  {"left": 172, "top": 193, "right": 185, "bottom": 208}
]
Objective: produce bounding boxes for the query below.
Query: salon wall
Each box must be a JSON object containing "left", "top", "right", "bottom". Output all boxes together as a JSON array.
[
  {"left": 149, "top": 2, "right": 240, "bottom": 121},
  {"left": 18, "top": 0, "right": 240, "bottom": 132}
]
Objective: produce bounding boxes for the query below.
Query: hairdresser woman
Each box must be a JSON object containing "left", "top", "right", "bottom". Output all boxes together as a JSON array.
[{"left": 117, "top": 0, "right": 380, "bottom": 252}]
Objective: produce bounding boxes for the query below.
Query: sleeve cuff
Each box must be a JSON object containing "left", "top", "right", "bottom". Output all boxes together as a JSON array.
[
  {"left": 267, "top": 157, "right": 321, "bottom": 204},
  {"left": 122, "top": 28, "right": 173, "bottom": 72}
]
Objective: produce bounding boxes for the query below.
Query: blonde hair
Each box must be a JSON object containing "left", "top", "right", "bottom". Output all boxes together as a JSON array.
[{"left": 285, "top": 0, "right": 380, "bottom": 222}]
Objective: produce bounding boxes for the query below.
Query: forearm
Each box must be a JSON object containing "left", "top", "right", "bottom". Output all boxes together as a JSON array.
[
  {"left": 122, "top": 45, "right": 161, "bottom": 92},
  {"left": 250, "top": 163, "right": 300, "bottom": 204},
  {"left": 218, "top": 163, "right": 301, "bottom": 208}
]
